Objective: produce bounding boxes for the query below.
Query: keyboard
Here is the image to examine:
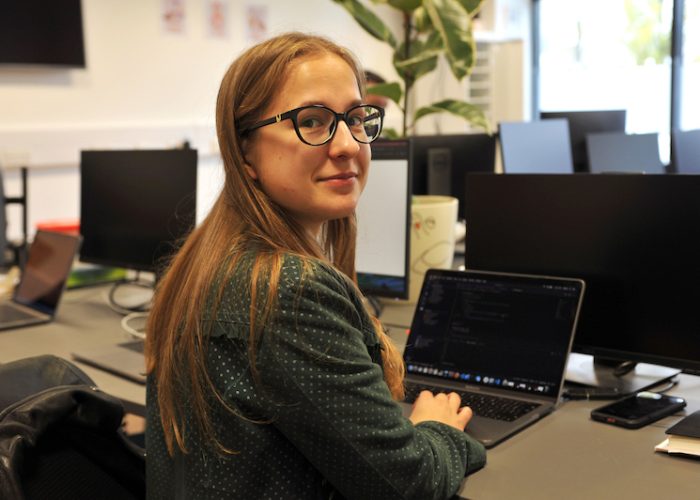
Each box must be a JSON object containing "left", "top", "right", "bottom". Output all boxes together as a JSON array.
[{"left": 404, "top": 382, "right": 540, "bottom": 422}]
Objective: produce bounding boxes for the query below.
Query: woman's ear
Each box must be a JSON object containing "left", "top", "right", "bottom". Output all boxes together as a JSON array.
[
  {"left": 241, "top": 139, "right": 259, "bottom": 180},
  {"left": 244, "top": 162, "right": 258, "bottom": 180}
]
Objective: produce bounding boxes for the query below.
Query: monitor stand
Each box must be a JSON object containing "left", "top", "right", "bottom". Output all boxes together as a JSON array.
[{"left": 565, "top": 353, "right": 680, "bottom": 397}]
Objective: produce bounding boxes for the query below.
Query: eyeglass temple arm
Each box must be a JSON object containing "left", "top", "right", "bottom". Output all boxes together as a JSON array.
[{"left": 243, "top": 111, "right": 290, "bottom": 133}]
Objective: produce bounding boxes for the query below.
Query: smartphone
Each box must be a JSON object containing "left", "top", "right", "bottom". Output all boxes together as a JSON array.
[{"left": 590, "top": 391, "right": 686, "bottom": 429}]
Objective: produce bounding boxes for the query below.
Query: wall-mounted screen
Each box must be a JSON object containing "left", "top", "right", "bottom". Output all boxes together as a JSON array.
[{"left": 0, "top": 0, "right": 86, "bottom": 67}]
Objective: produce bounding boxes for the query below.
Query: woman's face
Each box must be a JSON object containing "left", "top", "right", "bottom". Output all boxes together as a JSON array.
[{"left": 243, "top": 53, "right": 371, "bottom": 236}]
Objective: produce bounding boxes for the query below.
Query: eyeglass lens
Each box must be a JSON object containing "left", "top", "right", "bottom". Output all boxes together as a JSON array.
[{"left": 296, "top": 106, "right": 382, "bottom": 145}]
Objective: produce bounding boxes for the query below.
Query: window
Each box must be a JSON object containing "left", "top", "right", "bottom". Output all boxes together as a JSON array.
[
  {"left": 538, "top": 0, "right": 673, "bottom": 162},
  {"left": 681, "top": 0, "right": 700, "bottom": 130}
]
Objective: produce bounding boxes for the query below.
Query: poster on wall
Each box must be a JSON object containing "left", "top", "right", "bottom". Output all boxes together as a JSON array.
[
  {"left": 245, "top": 5, "right": 268, "bottom": 43},
  {"left": 206, "top": 0, "right": 228, "bottom": 39},
  {"left": 161, "top": 0, "right": 186, "bottom": 35}
]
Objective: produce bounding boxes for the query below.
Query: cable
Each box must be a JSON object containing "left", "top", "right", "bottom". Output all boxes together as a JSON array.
[
  {"left": 106, "top": 275, "right": 154, "bottom": 314},
  {"left": 651, "top": 378, "right": 680, "bottom": 394},
  {"left": 121, "top": 312, "right": 148, "bottom": 340}
]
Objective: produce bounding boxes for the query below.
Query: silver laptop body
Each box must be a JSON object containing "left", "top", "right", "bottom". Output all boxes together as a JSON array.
[
  {"left": 401, "top": 268, "right": 585, "bottom": 448},
  {"left": 0, "top": 230, "right": 81, "bottom": 331}
]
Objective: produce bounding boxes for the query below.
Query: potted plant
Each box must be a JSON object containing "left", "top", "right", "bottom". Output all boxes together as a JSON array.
[{"left": 332, "top": 0, "right": 490, "bottom": 137}]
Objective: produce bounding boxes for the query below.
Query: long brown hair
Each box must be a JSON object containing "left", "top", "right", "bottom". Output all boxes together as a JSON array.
[{"left": 146, "top": 32, "right": 405, "bottom": 456}]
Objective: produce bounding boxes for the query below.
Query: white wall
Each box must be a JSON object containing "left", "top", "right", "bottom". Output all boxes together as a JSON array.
[
  {"left": 0, "top": 0, "right": 401, "bottom": 239},
  {"left": 0, "top": 0, "right": 533, "bottom": 241}
]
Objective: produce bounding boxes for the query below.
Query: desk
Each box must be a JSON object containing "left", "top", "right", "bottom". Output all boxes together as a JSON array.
[
  {"left": 0, "top": 285, "right": 146, "bottom": 415},
  {"left": 2, "top": 288, "right": 698, "bottom": 499},
  {"left": 381, "top": 303, "right": 700, "bottom": 500}
]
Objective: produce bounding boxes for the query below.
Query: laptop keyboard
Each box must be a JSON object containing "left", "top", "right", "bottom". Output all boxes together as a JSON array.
[{"left": 404, "top": 382, "right": 541, "bottom": 422}]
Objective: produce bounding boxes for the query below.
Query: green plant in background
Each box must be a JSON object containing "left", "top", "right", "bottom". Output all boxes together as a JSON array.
[
  {"left": 623, "top": 0, "right": 671, "bottom": 65},
  {"left": 332, "top": 0, "right": 490, "bottom": 137}
]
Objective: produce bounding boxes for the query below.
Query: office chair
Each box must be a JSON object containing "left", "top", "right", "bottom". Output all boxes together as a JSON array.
[
  {"left": 0, "top": 355, "right": 145, "bottom": 500},
  {"left": 672, "top": 128, "right": 700, "bottom": 174},
  {"left": 586, "top": 132, "right": 665, "bottom": 174},
  {"left": 498, "top": 120, "right": 574, "bottom": 173}
]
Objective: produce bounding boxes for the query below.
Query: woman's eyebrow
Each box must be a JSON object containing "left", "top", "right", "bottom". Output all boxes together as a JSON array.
[{"left": 295, "top": 99, "right": 364, "bottom": 110}]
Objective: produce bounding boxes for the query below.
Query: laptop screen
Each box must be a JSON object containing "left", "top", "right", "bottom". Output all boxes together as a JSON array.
[
  {"left": 13, "top": 231, "right": 81, "bottom": 315},
  {"left": 404, "top": 269, "right": 584, "bottom": 398}
]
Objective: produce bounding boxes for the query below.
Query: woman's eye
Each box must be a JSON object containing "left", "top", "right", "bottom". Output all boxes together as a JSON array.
[
  {"left": 299, "top": 116, "right": 324, "bottom": 128},
  {"left": 347, "top": 115, "right": 363, "bottom": 127}
]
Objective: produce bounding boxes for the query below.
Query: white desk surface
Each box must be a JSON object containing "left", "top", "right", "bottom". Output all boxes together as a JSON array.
[{"left": 2, "top": 288, "right": 698, "bottom": 499}]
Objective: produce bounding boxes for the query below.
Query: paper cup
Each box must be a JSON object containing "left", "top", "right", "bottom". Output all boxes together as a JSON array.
[{"left": 407, "top": 195, "right": 459, "bottom": 303}]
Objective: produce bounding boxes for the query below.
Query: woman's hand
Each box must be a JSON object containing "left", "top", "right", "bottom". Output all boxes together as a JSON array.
[{"left": 409, "top": 391, "right": 473, "bottom": 431}]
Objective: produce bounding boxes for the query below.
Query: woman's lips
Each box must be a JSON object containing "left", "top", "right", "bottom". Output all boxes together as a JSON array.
[
  {"left": 319, "top": 172, "right": 358, "bottom": 189},
  {"left": 320, "top": 172, "right": 357, "bottom": 181}
]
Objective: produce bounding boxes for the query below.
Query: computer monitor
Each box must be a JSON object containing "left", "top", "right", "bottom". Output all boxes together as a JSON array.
[
  {"left": 411, "top": 134, "right": 496, "bottom": 220},
  {"left": 0, "top": 0, "right": 86, "bottom": 67},
  {"left": 672, "top": 128, "right": 700, "bottom": 173},
  {"left": 586, "top": 132, "right": 665, "bottom": 174},
  {"left": 355, "top": 139, "right": 411, "bottom": 299},
  {"left": 498, "top": 120, "right": 574, "bottom": 174},
  {"left": 80, "top": 149, "right": 197, "bottom": 277},
  {"left": 540, "top": 110, "right": 626, "bottom": 173},
  {"left": 463, "top": 174, "right": 698, "bottom": 392}
]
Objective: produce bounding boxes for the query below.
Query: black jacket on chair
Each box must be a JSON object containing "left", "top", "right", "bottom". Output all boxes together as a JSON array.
[{"left": 0, "top": 355, "right": 145, "bottom": 499}]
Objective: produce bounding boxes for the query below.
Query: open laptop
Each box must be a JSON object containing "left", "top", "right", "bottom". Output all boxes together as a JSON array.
[
  {"left": 0, "top": 230, "right": 81, "bottom": 331},
  {"left": 401, "top": 269, "right": 585, "bottom": 448}
]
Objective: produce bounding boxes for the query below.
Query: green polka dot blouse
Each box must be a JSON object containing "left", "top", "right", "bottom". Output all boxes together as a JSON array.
[{"left": 146, "top": 251, "right": 486, "bottom": 499}]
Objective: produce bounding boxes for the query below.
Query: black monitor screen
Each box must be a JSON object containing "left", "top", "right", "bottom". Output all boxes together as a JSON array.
[
  {"left": 411, "top": 134, "right": 496, "bottom": 219},
  {"left": 463, "top": 173, "right": 700, "bottom": 372},
  {"left": 540, "top": 110, "right": 626, "bottom": 173},
  {"left": 356, "top": 139, "right": 411, "bottom": 299},
  {"left": 80, "top": 149, "right": 197, "bottom": 273},
  {"left": 0, "top": 0, "right": 86, "bottom": 67}
]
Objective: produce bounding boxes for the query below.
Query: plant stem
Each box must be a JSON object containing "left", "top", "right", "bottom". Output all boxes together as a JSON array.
[{"left": 402, "top": 11, "right": 412, "bottom": 137}]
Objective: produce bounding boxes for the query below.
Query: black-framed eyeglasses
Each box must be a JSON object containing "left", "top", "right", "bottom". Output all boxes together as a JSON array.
[{"left": 242, "top": 104, "right": 385, "bottom": 146}]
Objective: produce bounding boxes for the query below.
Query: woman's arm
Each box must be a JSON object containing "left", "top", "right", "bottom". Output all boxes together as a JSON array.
[{"left": 253, "top": 260, "right": 486, "bottom": 500}]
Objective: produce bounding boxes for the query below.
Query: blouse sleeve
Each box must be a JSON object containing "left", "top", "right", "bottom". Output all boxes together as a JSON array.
[{"left": 254, "top": 258, "right": 486, "bottom": 500}]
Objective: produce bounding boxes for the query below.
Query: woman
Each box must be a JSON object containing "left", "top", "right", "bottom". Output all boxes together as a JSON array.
[{"left": 146, "top": 32, "right": 485, "bottom": 499}]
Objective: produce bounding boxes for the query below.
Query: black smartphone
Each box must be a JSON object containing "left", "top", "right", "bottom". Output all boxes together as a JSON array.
[{"left": 590, "top": 391, "right": 686, "bottom": 429}]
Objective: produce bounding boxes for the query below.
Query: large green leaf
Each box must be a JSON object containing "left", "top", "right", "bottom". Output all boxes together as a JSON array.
[
  {"left": 456, "top": 0, "right": 485, "bottom": 15},
  {"left": 366, "top": 82, "right": 404, "bottom": 105},
  {"left": 412, "top": 6, "right": 432, "bottom": 32},
  {"left": 413, "top": 99, "right": 491, "bottom": 133},
  {"left": 423, "top": 0, "right": 476, "bottom": 80},
  {"left": 332, "top": 0, "right": 397, "bottom": 48},
  {"left": 392, "top": 33, "right": 441, "bottom": 83}
]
